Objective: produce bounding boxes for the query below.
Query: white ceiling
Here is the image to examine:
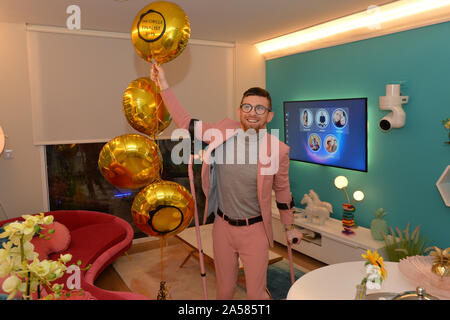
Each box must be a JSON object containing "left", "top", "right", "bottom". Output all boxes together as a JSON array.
[{"left": 0, "top": 0, "right": 395, "bottom": 44}]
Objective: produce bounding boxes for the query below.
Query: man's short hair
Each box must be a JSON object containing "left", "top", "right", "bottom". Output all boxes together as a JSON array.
[{"left": 241, "top": 87, "right": 272, "bottom": 110}]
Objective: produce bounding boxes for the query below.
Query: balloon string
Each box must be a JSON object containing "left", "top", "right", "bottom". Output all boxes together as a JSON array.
[{"left": 160, "top": 237, "right": 164, "bottom": 281}]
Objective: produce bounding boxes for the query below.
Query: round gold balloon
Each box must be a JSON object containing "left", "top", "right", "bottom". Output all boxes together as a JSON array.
[
  {"left": 131, "top": 180, "right": 194, "bottom": 238},
  {"left": 123, "top": 77, "right": 171, "bottom": 138},
  {"left": 131, "top": 1, "right": 191, "bottom": 64},
  {"left": 98, "top": 134, "right": 163, "bottom": 189}
]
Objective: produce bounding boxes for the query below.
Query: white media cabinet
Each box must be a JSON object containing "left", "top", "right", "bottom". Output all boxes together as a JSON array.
[{"left": 271, "top": 197, "right": 386, "bottom": 265}]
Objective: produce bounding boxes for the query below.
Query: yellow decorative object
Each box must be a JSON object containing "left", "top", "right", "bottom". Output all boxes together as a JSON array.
[
  {"left": 131, "top": 180, "right": 194, "bottom": 238},
  {"left": 98, "top": 134, "right": 162, "bottom": 189},
  {"left": 131, "top": 1, "right": 190, "bottom": 64},
  {"left": 428, "top": 246, "right": 450, "bottom": 277},
  {"left": 442, "top": 117, "right": 450, "bottom": 144},
  {"left": 362, "top": 249, "right": 387, "bottom": 280},
  {"left": 122, "top": 77, "right": 171, "bottom": 139}
]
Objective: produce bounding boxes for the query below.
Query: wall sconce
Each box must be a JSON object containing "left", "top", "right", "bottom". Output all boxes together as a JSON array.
[
  {"left": 334, "top": 175, "right": 365, "bottom": 233},
  {"left": 379, "top": 84, "right": 409, "bottom": 131},
  {"left": 0, "top": 125, "right": 6, "bottom": 156}
]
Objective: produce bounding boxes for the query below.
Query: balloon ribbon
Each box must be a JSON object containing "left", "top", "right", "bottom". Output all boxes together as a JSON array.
[{"left": 157, "top": 237, "right": 170, "bottom": 300}]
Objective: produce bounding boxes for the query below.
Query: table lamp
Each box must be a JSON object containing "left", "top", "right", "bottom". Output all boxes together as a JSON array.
[{"left": 334, "top": 176, "right": 364, "bottom": 232}]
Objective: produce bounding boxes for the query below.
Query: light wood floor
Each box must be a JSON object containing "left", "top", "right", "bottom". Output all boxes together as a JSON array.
[{"left": 94, "top": 236, "right": 327, "bottom": 294}]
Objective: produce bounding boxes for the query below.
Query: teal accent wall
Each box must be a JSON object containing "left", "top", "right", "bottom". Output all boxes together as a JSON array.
[{"left": 267, "top": 21, "right": 450, "bottom": 249}]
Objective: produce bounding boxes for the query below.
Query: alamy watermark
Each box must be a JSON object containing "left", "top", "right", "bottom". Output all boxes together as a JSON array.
[
  {"left": 170, "top": 123, "right": 281, "bottom": 175},
  {"left": 366, "top": 5, "right": 381, "bottom": 31},
  {"left": 66, "top": 5, "right": 81, "bottom": 30}
]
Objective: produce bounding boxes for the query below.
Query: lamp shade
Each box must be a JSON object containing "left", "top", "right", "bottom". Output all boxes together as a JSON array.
[
  {"left": 334, "top": 176, "right": 348, "bottom": 189},
  {"left": 353, "top": 190, "right": 365, "bottom": 201}
]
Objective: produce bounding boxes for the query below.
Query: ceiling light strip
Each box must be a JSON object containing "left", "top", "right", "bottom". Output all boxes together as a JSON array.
[{"left": 255, "top": 0, "right": 450, "bottom": 57}]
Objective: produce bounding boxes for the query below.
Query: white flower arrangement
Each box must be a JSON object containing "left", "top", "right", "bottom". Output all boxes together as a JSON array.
[
  {"left": 0, "top": 213, "right": 73, "bottom": 300},
  {"left": 365, "top": 264, "right": 383, "bottom": 290}
]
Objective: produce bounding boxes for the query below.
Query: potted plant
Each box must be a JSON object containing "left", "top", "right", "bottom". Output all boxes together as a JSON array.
[
  {"left": 382, "top": 223, "right": 429, "bottom": 262},
  {"left": 0, "top": 213, "right": 74, "bottom": 300}
]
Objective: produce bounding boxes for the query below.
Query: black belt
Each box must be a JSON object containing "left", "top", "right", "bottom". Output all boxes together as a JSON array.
[{"left": 216, "top": 208, "right": 263, "bottom": 227}]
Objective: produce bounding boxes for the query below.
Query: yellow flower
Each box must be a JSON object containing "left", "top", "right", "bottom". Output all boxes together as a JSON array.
[
  {"left": 59, "top": 254, "right": 72, "bottom": 264},
  {"left": 43, "top": 215, "right": 54, "bottom": 225},
  {"left": 362, "top": 249, "right": 387, "bottom": 280},
  {"left": 1, "top": 275, "right": 25, "bottom": 300},
  {"left": 29, "top": 259, "right": 52, "bottom": 278}
]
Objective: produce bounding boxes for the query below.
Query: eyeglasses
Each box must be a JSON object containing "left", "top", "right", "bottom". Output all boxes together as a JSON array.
[{"left": 240, "top": 103, "right": 272, "bottom": 115}]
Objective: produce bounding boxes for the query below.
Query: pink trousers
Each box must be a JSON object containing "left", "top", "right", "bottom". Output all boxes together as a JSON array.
[{"left": 212, "top": 214, "right": 270, "bottom": 300}]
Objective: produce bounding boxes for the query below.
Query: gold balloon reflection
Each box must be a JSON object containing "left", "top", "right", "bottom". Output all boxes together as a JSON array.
[
  {"left": 131, "top": 1, "right": 190, "bottom": 64},
  {"left": 131, "top": 180, "right": 194, "bottom": 238},
  {"left": 122, "top": 77, "right": 171, "bottom": 139},
  {"left": 98, "top": 134, "right": 162, "bottom": 189}
]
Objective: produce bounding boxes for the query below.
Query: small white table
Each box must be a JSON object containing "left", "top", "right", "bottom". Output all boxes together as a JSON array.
[
  {"left": 177, "top": 224, "right": 283, "bottom": 270},
  {"left": 287, "top": 261, "right": 418, "bottom": 300}
]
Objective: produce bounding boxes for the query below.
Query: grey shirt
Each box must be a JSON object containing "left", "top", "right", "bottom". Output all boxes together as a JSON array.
[{"left": 213, "top": 129, "right": 265, "bottom": 219}]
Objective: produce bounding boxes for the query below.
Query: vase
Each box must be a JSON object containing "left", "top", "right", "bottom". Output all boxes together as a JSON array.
[
  {"left": 370, "top": 217, "right": 388, "bottom": 241},
  {"left": 342, "top": 203, "right": 356, "bottom": 228},
  {"left": 354, "top": 283, "right": 367, "bottom": 300}
]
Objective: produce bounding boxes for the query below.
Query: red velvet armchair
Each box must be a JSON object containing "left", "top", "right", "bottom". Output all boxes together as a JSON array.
[{"left": 0, "top": 210, "right": 149, "bottom": 300}]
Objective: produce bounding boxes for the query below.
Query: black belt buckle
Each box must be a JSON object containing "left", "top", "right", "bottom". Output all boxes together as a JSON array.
[
  {"left": 229, "top": 218, "right": 245, "bottom": 226},
  {"left": 217, "top": 208, "right": 261, "bottom": 227}
]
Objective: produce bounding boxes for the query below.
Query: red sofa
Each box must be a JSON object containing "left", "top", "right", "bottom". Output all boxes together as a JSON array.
[{"left": 0, "top": 210, "right": 149, "bottom": 300}]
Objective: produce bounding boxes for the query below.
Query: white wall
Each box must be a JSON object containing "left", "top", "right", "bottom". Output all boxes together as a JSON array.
[
  {"left": 0, "top": 22, "right": 265, "bottom": 219},
  {"left": 0, "top": 23, "right": 46, "bottom": 218},
  {"left": 233, "top": 42, "right": 266, "bottom": 119}
]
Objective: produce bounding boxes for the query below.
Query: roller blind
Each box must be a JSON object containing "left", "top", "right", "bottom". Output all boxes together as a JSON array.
[{"left": 26, "top": 27, "right": 235, "bottom": 144}]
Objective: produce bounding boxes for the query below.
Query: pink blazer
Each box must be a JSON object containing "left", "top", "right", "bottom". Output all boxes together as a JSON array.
[{"left": 161, "top": 89, "right": 294, "bottom": 246}]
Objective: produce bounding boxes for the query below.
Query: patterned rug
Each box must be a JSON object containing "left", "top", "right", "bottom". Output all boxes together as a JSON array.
[
  {"left": 266, "top": 259, "right": 305, "bottom": 300},
  {"left": 113, "top": 241, "right": 306, "bottom": 300}
]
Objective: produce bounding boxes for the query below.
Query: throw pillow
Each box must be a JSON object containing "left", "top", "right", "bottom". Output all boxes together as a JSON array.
[{"left": 30, "top": 222, "right": 71, "bottom": 260}]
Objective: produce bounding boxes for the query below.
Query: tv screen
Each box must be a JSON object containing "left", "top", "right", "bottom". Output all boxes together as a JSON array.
[{"left": 283, "top": 98, "right": 367, "bottom": 172}]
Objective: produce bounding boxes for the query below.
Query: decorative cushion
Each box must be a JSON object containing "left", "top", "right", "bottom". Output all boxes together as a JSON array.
[
  {"left": 30, "top": 222, "right": 71, "bottom": 260},
  {"left": 49, "top": 222, "right": 126, "bottom": 269}
]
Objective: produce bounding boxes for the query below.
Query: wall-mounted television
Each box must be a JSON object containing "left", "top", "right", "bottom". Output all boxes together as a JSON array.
[{"left": 283, "top": 98, "right": 368, "bottom": 172}]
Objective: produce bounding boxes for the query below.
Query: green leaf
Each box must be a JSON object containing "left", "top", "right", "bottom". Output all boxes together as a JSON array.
[
  {"left": 77, "top": 260, "right": 82, "bottom": 266},
  {"left": 48, "top": 229, "right": 55, "bottom": 234}
]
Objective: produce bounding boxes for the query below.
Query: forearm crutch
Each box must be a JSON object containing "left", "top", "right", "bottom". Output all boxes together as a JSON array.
[
  {"left": 287, "top": 234, "right": 299, "bottom": 285},
  {"left": 188, "top": 154, "right": 208, "bottom": 300}
]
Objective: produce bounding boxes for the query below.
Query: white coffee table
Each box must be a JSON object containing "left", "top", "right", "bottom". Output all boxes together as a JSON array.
[
  {"left": 287, "top": 261, "right": 419, "bottom": 300},
  {"left": 177, "top": 224, "right": 283, "bottom": 270}
]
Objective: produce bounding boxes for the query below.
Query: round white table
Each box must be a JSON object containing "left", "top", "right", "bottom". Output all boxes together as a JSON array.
[{"left": 287, "top": 261, "right": 418, "bottom": 300}]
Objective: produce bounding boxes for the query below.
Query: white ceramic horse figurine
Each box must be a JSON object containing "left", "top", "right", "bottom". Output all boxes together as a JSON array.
[
  {"left": 301, "top": 194, "right": 331, "bottom": 225},
  {"left": 308, "top": 189, "right": 333, "bottom": 214}
]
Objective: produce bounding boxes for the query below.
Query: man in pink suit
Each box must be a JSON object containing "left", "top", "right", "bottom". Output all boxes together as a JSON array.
[{"left": 151, "top": 64, "right": 302, "bottom": 300}]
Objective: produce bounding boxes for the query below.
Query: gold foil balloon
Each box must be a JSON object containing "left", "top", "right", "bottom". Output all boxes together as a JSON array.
[
  {"left": 131, "top": 1, "right": 191, "bottom": 64},
  {"left": 123, "top": 77, "right": 171, "bottom": 138},
  {"left": 98, "top": 134, "right": 162, "bottom": 189},
  {"left": 131, "top": 180, "right": 194, "bottom": 238}
]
